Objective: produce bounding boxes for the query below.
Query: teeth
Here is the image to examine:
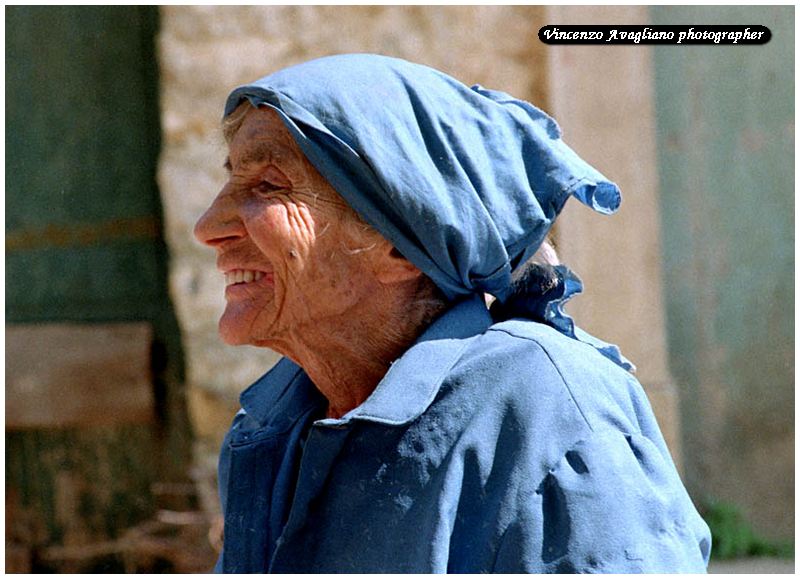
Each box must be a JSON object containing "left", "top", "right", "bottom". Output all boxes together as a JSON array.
[{"left": 225, "top": 269, "right": 265, "bottom": 286}]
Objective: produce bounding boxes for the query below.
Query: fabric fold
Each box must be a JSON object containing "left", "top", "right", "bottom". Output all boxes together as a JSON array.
[
  {"left": 490, "top": 262, "right": 635, "bottom": 372},
  {"left": 224, "top": 53, "right": 622, "bottom": 302}
]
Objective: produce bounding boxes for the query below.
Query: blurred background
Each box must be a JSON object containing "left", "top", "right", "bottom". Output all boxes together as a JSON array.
[{"left": 5, "top": 5, "right": 794, "bottom": 573}]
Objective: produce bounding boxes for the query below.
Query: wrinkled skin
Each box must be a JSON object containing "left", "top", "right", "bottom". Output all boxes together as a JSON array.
[
  {"left": 195, "top": 107, "right": 368, "bottom": 347},
  {"left": 194, "top": 106, "right": 426, "bottom": 417}
]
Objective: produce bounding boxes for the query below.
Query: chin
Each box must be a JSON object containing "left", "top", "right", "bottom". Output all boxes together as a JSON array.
[{"left": 218, "top": 318, "right": 251, "bottom": 346}]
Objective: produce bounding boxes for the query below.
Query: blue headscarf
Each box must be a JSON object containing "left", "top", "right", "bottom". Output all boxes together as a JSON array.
[{"left": 224, "top": 54, "right": 633, "bottom": 371}]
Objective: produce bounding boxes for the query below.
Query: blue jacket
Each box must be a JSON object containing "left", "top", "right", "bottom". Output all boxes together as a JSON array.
[{"left": 215, "top": 295, "right": 711, "bottom": 572}]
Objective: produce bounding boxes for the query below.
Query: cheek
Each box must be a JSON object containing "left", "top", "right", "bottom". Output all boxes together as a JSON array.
[
  {"left": 244, "top": 203, "right": 293, "bottom": 254},
  {"left": 242, "top": 200, "right": 325, "bottom": 286},
  {"left": 310, "top": 227, "right": 376, "bottom": 293},
  {"left": 251, "top": 208, "right": 285, "bottom": 236}
]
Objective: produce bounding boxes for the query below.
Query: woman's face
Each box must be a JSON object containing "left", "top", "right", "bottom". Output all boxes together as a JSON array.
[{"left": 193, "top": 106, "right": 381, "bottom": 348}]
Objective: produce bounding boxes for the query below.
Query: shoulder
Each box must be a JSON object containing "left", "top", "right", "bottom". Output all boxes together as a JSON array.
[{"left": 441, "top": 318, "right": 652, "bottom": 439}]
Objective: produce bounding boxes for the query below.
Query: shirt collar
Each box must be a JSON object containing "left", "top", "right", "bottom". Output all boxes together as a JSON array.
[
  {"left": 239, "top": 357, "right": 325, "bottom": 431},
  {"left": 239, "top": 295, "right": 492, "bottom": 429}
]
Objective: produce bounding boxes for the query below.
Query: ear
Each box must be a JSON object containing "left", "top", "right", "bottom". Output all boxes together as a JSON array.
[{"left": 372, "top": 241, "right": 424, "bottom": 285}]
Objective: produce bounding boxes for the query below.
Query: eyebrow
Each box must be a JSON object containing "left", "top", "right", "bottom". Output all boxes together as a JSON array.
[{"left": 224, "top": 139, "right": 295, "bottom": 174}]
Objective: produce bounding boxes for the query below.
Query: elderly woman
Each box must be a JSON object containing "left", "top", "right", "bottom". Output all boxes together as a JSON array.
[{"left": 194, "top": 54, "right": 710, "bottom": 573}]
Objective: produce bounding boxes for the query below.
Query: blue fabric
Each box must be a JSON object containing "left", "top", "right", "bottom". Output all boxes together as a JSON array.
[
  {"left": 216, "top": 54, "right": 710, "bottom": 572},
  {"left": 215, "top": 296, "right": 711, "bottom": 572},
  {"left": 491, "top": 262, "right": 636, "bottom": 372},
  {"left": 224, "top": 53, "right": 621, "bottom": 303}
]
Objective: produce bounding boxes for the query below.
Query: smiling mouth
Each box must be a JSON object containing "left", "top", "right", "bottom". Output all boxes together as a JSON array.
[{"left": 225, "top": 269, "right": 268, "bottom": 286}]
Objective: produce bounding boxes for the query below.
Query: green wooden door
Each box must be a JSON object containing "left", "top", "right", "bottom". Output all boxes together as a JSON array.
[{"left": 6, "top": 6, "right": 192, "bottom": 570}]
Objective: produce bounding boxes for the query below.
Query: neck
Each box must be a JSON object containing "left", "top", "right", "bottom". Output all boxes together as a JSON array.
[{"left": 267, "top": 280, "right": 445, "bottom": 419}]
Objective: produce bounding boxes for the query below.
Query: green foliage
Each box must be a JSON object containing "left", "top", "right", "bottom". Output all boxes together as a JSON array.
[{"left": 702, "top": 500, "right": 794, "bottom": 560}]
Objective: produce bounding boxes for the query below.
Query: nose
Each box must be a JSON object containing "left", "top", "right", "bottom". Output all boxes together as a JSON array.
[{"left": 193, "top": 189, "right": 245, "bottom": 248}]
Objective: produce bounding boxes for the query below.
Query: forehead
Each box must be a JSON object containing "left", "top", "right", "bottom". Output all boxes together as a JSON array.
[{"left": 229, "top": 106, "right": 301, "bottom": 166}]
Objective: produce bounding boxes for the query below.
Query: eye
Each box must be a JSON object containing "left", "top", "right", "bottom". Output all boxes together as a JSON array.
[{"left": 254, "top": 180, "right": 285, "bottom": 195}]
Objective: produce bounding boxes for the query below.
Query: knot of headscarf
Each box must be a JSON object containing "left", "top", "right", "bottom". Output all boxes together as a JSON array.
[
  {"left": 490, "top": 263, "right": 635, "bottom": 372},
  {"left": 224, "top": 53, "right": 621, "bottom": 303}
]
